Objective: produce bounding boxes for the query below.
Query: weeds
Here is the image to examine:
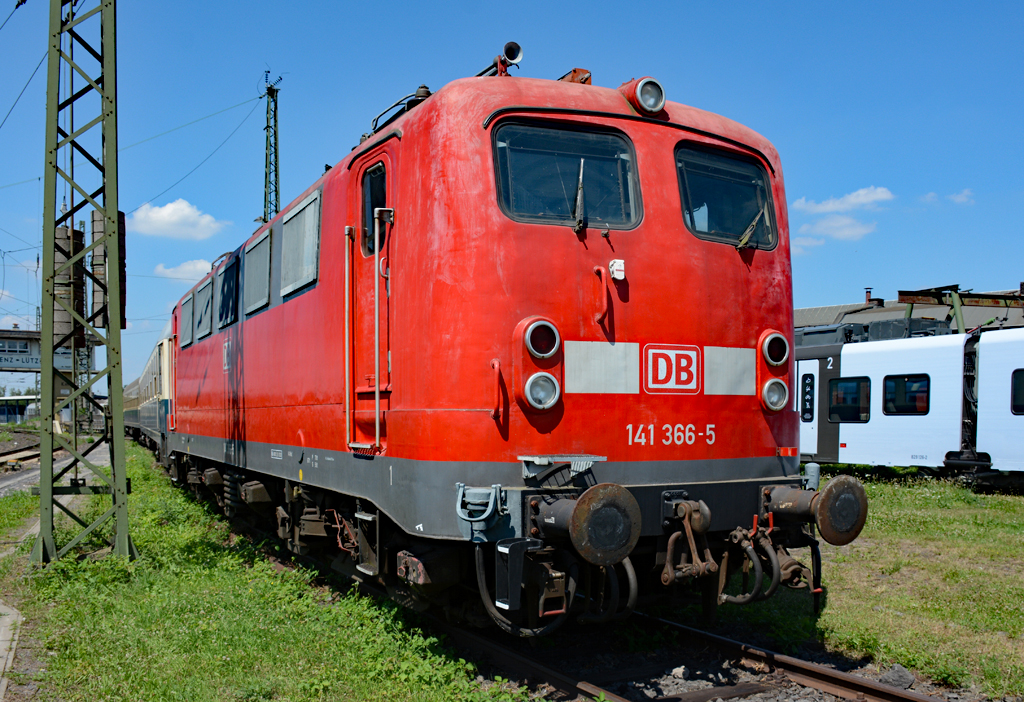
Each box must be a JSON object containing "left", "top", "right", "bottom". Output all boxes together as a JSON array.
[
  {"left": 4, "top": 445, "right": 533, "bottom": 701},
  {"left": 0, "top": 491, "right": 36, "bottom": 533}
]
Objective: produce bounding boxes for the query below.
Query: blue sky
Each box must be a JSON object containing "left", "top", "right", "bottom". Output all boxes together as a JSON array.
[{"left": 1, "top": 1, "right": 1022, "bottom": 385}]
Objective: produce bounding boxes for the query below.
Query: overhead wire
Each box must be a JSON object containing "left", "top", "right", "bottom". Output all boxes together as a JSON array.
[
  {"left": 128, "top": 273, "right": 205, "bottom": 282},
  {"left": 127, "top": 97, "right": 263, "bottom": 215},
  {"left": 0, "top": 176, "right": 40, "bottom": 191},
  {"left": 0, "top": 225, "right": 39, "bottom": 249},
  {"left": 119, "top": 97, "right": 260, "bottom": 152},
  {"left": 2, "top": 93, "right": 259, "bottom": 191},
  {"left": 0, "top": 52, "right": 46, "bottom": 135},
  {"left": 0, "top": 1, "right": 27, "bottom": 35}
]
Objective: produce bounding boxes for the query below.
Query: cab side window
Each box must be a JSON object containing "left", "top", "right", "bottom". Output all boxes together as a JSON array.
[
  {"left": 218, "top": 258, "right": 238, "bottom": 328},
  {"left": 362, "top": 163, "right": 387, "bottom": 256}
]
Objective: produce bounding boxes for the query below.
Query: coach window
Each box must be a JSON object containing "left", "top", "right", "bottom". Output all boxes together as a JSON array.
[
  {"left": 195, "top": 280, "right": 213, "bottom": 340},
  {"left": 281, "top": 191, "right": 321, "bottom": 296},
  {"left": 1012, "top": 369, "right": 1024, "bottom": 415},
  {"left": 675, "top": 145, "right": 776, "bottom": 250},
  {"left": 179, "top": 295, "right": 193, "bottom": 348},
  {"left": 884, "top": 374, "right": 930, "bottom": 415},
  {"left": 244, "top": 230, "right": 271, "bottom": 314},
  {"left": 828, "top": 377, "right": 870, "bottom": 423},
  {"left": 493, "top": 123, "right": 641, "bottom": 229},
  {"left": 362, "top": 163, "right": 387, "bottom": 255},
  {"left": 218, "top": 257, "right": 238, "bottom": 328}
]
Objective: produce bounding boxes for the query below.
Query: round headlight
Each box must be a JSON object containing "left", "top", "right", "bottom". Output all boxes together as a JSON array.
[
  {"left": 635, "top": 78, "right": 666, "bottom": 113},
  {"left": 525, "top": 320, "right": 560, "bottom": 359},
  {"left": 762, "top": 378, "right": 789, "bottom": 412},
  {"left": 762, "top": 333, "right": 790, "bottom": 367},
  {"left": 525, "top": 372, "right": 561, "bottom": 410}
]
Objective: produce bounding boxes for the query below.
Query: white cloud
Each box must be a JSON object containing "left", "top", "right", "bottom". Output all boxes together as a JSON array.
[
  {"left": 791, "top": 186, "right": 894, "bottom": 214},
  {"left": 127, "top": 199, "right": 228, "bottom": 240},
  {"left": 790, "top": 236, "right": 825, "bottom": 256},
  {"left": 947, "top": 188, "right": 975, "bottom": 205},
  {"left": 921, "top": 192, "right": 938, "bottom": 203},
  {"left": 798, "top": 214, "right": 876, "bottom": 241},
  {"left": 154, "top": 259, "right": 211, "bottom": 283},
  {"left": 0, "top": 290, "right": 12, "bottom": 302}
]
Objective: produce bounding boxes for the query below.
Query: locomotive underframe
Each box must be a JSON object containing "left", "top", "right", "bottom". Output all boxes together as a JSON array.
[
  {"left": 163, "top": 431, "right": 825, "bottom": 632},
  {"left": 166, "top": 430, "right": 802, "bottom": 541}
]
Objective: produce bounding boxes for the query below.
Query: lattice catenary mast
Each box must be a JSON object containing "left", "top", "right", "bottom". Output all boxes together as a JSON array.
[
  {"left": 32, "top": 0, "right": 133, "bottom": 563},
  {"left": 263, "top": 72, "right": 282, "bottom": 223}
]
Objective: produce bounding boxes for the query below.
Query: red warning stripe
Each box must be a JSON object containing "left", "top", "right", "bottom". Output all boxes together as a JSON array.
[{"left": 777, "top": 447, "right": 799, "bottom": 457}]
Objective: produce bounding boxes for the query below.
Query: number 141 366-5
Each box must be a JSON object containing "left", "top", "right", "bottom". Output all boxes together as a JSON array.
[{"left": 627, "top": 423, "right": 716, "bottom": 446}]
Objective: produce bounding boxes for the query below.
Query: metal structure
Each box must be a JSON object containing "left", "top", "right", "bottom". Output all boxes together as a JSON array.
[
  {"left": 898, "top": 284, "right": 1024, "bottom": 333},
  {"left": 262, "top": 73, "right": 282, "bottom": 223},
  {"left": 32, "top": 0, "right": 133, "bottom": 563}
]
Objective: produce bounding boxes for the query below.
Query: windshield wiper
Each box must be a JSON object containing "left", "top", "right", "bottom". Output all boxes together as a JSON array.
[
  {"left": 573, "top": 158, "right": 586, "bottom": 234},
  {"left": 735, "top": 200, "right": 767, "bottom": 249}
]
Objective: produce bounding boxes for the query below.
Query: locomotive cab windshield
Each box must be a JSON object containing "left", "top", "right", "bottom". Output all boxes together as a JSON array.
[
  {"left": 676, "top": 145, "right": 776, "bottom": 250},
  {"left": 493, "top": 122, "right": 641, "bottom": 229}
]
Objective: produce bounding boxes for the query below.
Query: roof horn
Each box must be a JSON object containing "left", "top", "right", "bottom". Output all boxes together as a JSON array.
[{"left": 477, "top": 42, "right": 523, "bottom": 77}]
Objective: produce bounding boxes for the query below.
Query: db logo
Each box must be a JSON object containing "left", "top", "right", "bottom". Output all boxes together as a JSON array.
[{"left": 644, "top": 344, "right": 701, "bottom": 395}]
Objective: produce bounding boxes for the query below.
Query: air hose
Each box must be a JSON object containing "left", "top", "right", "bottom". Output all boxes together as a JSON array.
[
  {"left": 754, "top": 535, "right": 781, "bottom": 601},
  {"left": 474, "top": 544, "right": 577, "bottom": 637},
  {"left": 720, "top": 543, "right": 764, "bottom": 605}
]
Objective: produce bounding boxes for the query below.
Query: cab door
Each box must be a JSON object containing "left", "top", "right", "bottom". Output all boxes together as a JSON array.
[{"left": 349, "top": 148, "right": 396, "bottom": 450}]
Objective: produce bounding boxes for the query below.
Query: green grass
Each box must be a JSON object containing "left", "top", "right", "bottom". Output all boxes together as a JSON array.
[
  {"left": 817, "top": 477, "right": 1024, "bottom": 694},
  {"left": 2, "top": 445, "right": 531, "bottom": 701},
  {"left": 0, "top": 490, "right": 37, "bottom": 533},
  {"left": 673, "top": 474, "right": 1024, "bottom": 696}
]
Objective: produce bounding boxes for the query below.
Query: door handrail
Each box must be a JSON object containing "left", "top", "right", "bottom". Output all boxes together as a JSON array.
[
  {"left": 372, "top": 208, "right": 394, "bottom": 450},
  {"left": 344, "top": 226, "right": 353, "bottom": 447}
]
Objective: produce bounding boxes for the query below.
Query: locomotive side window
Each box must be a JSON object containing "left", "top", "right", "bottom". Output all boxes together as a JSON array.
[
  {"left": 883, "top": 374, "right": 930, "bottom": 415},
  {"left": 493, "top": 123, "right": 640, "bottom": 229},
  {"left": 828, "top": 377, "right": 870, "bottom": 423},
  {"left": 362, "top": 163, "right": 387, "bottom": 256},
  {"left": 281, "top": 190, "right": 321, "bottom": 296},
  {"left": 675, "top": 146, "right": 776, "bottom": 249},
  {"left": 244, "top": 230, "right": 271, "bottom": 314},
  {"left": 218, "top": 258, "right": 238, "bottom": 328},
  {"left": 1012, "top": 369, "right": 1024, "bottom": 415},
  {"left": 194, "top": 280, "right": 213, "bottom": 340},
  {"left": 179, "top": 295, "right": 193, "bottom": 348}
]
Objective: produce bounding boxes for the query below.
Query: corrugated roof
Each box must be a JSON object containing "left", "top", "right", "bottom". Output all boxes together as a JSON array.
[
  {"left": 794, "top": 304, "right": 873, "bottom": 327},
  {"left": 796, "top": 291, "right": 1024, "bottom": 331}
]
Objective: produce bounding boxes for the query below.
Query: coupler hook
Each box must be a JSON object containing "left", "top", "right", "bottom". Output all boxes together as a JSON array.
[{"left": 661, "top": 500, "right": 718, "bottom": 585}]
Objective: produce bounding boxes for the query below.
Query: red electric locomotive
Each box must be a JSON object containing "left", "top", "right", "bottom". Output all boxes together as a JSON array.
[{"left": 156, "top": 44, "right": 867, "bottom": 635}]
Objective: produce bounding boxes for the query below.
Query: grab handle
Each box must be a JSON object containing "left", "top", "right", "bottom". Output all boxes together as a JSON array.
[
  {"left": 593, "top": 266, "right": 608, "bottom": 324},
  {"left": 490, "top": 359, "right": 501, "bottom": 420}
]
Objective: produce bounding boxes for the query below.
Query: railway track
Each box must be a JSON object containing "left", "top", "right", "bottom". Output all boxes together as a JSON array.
[
  {"left": 433, "top": 612, "right": 942, "bottom": 702},
  {"left": 0, "top": 430, "right": 42, "bottom": 468},
  {"left": 165, "top": 463, "right": 943, "bottom": 702},
  {"left": 635, "top": 614, "right": 940, "bottom": 702}
]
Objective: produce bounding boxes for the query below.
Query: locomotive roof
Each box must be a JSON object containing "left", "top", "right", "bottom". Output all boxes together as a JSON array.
[
  {"left": 185, "top": 73, "right": 784, "bottom": 299},
  {"left": 345, "top": 75, "right": 782, "bottom": 176}
]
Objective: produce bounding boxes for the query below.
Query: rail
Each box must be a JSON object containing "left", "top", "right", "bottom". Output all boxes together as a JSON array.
[{"left": 637, "top": 613, "right": 940, "bottom": 702}]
